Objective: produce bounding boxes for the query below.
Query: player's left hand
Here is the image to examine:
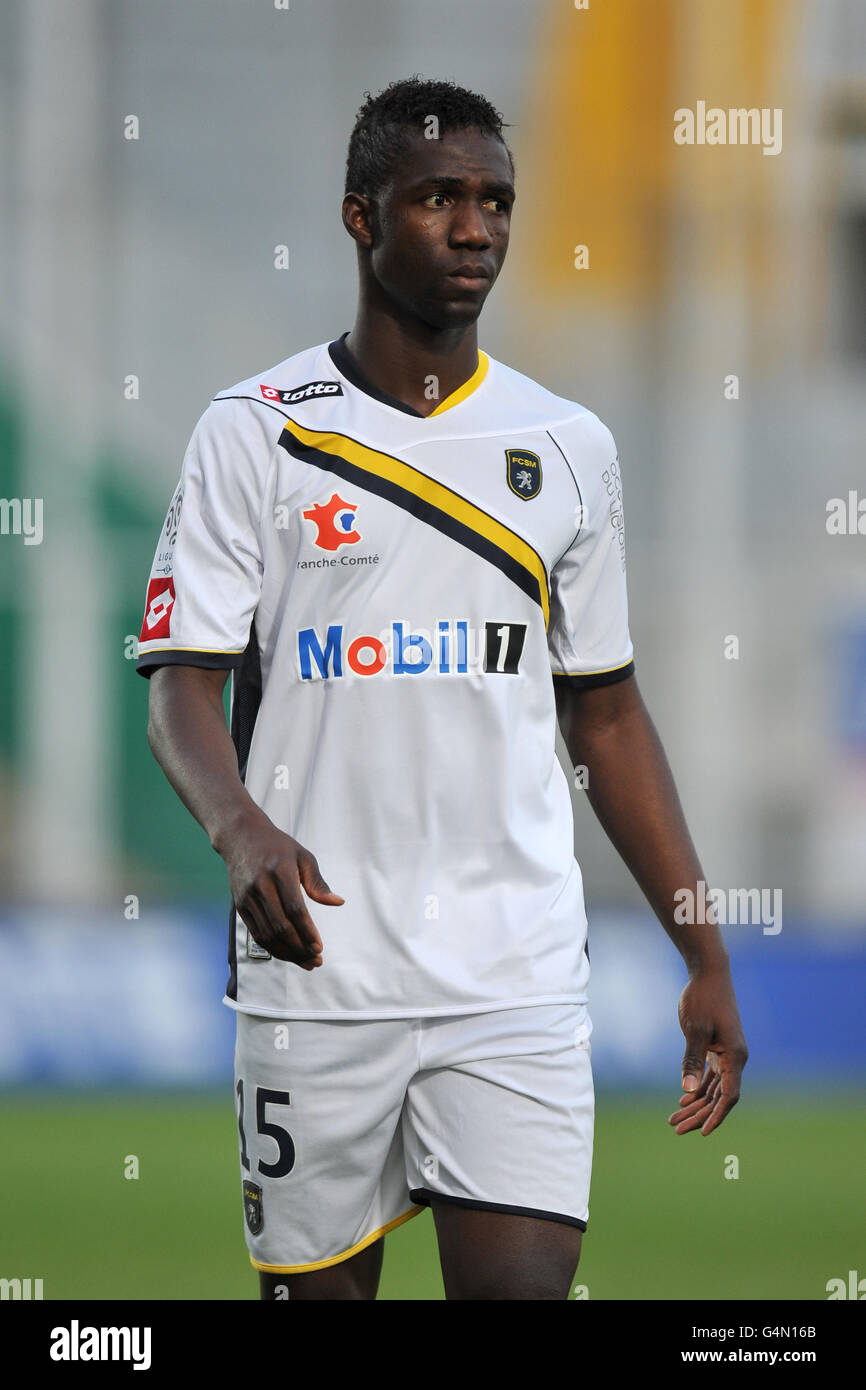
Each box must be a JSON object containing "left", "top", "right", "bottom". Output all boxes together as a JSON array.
[{"left": 669, "top": 969, "right": 748, "bottom": 1136}]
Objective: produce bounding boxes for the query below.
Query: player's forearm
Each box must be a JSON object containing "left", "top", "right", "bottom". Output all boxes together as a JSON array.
[
  {"left": 562, "top": 681, "right": 730, "bottom": 976},
  {"left": 146, "top": 665, "right": 269, "bottom": 855}
]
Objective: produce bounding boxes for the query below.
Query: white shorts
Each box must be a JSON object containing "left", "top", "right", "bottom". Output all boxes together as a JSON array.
[{"left": 233, "top": 1002, "right": 594, "bottom": 1274}]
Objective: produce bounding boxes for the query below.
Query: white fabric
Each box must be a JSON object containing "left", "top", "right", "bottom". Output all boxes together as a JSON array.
[
  {"left": 138, "top": 339, "right": 634, "bottom": 1017},
  {"left": 234, "top": 1003, "right": 594, "bottom": 1272}
]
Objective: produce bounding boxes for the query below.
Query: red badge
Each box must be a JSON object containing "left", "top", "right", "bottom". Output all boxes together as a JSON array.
[
  {"left": 140, "top": 576, "right": 176, "bottom": 641},
  {"left": 302, "top": 492, "right": 361, "bottom": 551}
]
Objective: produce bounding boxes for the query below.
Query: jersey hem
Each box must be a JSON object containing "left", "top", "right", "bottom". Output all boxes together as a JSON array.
[
  {"left": 136, "top": 647, "right": 245, "bottom": 678},
  {"left": 551, "top": 659, "right": 635, "bottom": 690},
  {"left": 222, "top": 992, "right": 587, "bottom": 1021}
]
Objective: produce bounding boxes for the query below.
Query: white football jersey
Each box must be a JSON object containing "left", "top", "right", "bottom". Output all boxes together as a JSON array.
[{"left": 137, "top": 334, "right": 634, "bottom": 1018}]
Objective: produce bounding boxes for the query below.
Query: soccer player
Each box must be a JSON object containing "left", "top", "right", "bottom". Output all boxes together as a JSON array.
[{"left": 138, "top": 78, "right": 748, "bottom": 1301}]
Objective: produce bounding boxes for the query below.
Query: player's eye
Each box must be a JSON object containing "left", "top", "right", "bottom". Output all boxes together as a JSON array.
[
  {"left": 483, "top": 198, "right": 510, "bottom": 214},
  {"left": 423, "top": 193, "right": 451, "bottom": 208}
]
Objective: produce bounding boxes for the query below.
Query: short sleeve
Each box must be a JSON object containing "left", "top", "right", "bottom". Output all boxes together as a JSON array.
[
  {"left": 136, "top": 398, "right": 269, "bottom": 678},
  {"left": 547, "top": 415, "right": 635, "bottom": 690}
]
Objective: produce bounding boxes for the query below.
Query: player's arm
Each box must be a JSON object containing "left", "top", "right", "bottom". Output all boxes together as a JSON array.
[
  {"left": 146, "top": 663, "right": 343, "bottom": 970},
  {"left": 554, "top": 671, "right": 748, "bottom": 1135}
]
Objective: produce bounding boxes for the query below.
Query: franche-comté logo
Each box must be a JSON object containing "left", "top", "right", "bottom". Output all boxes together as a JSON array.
[{"left": 303, "top": 492, "right": 361, "bottom": 551}]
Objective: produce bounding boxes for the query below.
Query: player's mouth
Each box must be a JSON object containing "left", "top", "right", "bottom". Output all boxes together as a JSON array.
[{"left": 447, "top": 264, "right": 492, "bottom": 291}]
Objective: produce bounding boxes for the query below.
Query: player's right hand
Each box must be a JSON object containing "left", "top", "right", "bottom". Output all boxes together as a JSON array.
[{"left": 221, "top": 818, "right": 344, "bottom": 970}]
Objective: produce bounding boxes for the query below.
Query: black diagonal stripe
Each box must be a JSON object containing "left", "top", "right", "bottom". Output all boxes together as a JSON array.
[{"left": 280, "top": 430, "right": 546, "bottom": 618}]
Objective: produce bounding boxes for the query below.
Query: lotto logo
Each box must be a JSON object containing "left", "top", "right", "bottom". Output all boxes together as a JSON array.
[
  {"left": 298, "top": 620, "right": 527, "bottom": 680},
  {"left": 140, "top": 576, "right": 176, "bottom": 641},
  {"left": 260, "top": 381, "right": 343, "bottom": 405}
]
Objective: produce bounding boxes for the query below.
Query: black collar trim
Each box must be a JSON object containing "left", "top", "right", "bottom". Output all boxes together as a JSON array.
[{"left": 327, "top": 332, "right": 426, "bottom": 418}]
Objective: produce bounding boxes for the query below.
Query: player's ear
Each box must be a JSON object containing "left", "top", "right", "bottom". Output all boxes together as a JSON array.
[{"left": 341, "top": 192, "right": 375, "bottom": 248}]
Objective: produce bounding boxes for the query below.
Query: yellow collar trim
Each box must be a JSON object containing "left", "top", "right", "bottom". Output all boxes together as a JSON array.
[{"left": 428, "top": 351, "right": 489, "bottom": 416}]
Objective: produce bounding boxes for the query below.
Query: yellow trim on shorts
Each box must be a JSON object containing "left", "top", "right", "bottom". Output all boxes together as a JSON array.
[{"left": 249, "top": 1204, "right": 424, "bottom": 1275}]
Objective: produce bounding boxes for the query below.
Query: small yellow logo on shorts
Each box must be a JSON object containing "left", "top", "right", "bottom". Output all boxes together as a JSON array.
[{"left": 243, "top": 1180, "right": 263, "bottom": 1235}]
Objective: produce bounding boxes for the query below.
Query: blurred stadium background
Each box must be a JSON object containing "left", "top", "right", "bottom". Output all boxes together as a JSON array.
[{"left": 1, "top": 0, "right": 864, "bottom": 1300}]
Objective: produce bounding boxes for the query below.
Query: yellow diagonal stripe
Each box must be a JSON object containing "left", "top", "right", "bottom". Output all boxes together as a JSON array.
[{"left": 285, "top": 417, "right": 550, "bottom": 627}]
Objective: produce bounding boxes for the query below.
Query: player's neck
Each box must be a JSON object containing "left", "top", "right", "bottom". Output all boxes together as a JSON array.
[{"left": 344, "top": 303, "right": 480, "bottom": 419}]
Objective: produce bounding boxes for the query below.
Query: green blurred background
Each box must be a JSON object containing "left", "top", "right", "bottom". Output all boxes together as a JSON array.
[{"left": 5, "top": 1093, "right": 861, "bottom": 1300}]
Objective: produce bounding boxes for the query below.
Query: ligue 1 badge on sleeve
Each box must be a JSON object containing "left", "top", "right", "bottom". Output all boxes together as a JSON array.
[
  {"left": 243, "top": 1180, "right": 264, "bottom": 1236},
  {"left": 505, "top": 448, "right": 542, "bottom": 500}
]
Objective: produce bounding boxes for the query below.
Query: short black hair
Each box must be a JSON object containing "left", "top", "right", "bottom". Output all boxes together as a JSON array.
[{"left": 345, "top": 75, "right": 513, "bottom": 199}]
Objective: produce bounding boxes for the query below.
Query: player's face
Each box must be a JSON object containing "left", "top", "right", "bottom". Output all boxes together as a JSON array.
[{"left": 369, "top": 128, "right": 514, "bottom": 330}]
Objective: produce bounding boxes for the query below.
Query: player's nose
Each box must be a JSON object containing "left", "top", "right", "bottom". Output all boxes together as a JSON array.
[{"left": 449, "top": 201, "right": 494, "bottom": 249}]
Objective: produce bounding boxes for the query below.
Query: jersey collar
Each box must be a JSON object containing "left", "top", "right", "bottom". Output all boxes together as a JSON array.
[{"left": 328, "top": 332, "right": 489, "bottom": 418}]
